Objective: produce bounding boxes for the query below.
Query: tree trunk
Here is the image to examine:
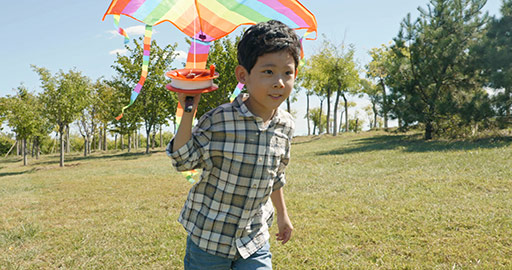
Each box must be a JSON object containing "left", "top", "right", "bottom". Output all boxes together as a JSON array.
[
  {"left": 425, "top": 122, "right": 433, "bottom": 140},
  {"left": 306, "top": 92, "right": 311, "bottom": 136},
  {"left": 333, "top": 90, "right": 341, "bottom": 136},
  {"left": 128, "top": 133, "right": 132, "bottom": 153},
  {"left": 83, "top": 136, "right": 88, "bottom": 157},
  {"left": 286, "top": 98, "right": 291, "bottom": 113},
  {"left": 328, "top": 91, "right": 332, "bottom": 134},
  {"left": 373, "top": 102, "right": 378, "bottom": 130},
  {"left": 380, "top": 79, "right": 389, "bottom": 130},
  {"left": 339, "top": 111, "right": 344, "bottom": 133},
  {"left": 103, "top": 124, "right": 107, "bottom": 151},
  {"left": 152, "top": 125, "right": 156, "bottom": 149},
  {"left": 120, "top": 134, "right": 124, "bottom": 150},
  {"left": 146, "top": 128, "right": 151, "bottom": 154},
  {"left": 342, "top": 94, "right": 349, "bottom": 133},
  {"left": 160, "top": 125, "right": 163, "bottom": 148},
  {"left": 98, "top": 128, "right": 102, "bottom": 151},
  {"left": 114, "top": 134, "right": 117, "bottom": 150},
  {"left": 31, "top": 138, "right": 34, "bottom": 158},
  {"left": 60, "top": 126, "right": 65, "bottom": 167},
  {"left": 35, "top": 138, "right": 40, "bottom": 160},
  {"left": 23, "top": 138, "right": 28, "bottom": 166},
  {"left": 66, "top": 125, "right": 70, "bottom": 153}
]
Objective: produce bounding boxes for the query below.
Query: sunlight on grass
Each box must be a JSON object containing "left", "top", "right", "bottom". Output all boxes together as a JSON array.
[{"left": 1, "top": 132, "right": 511, "bottom": 269}]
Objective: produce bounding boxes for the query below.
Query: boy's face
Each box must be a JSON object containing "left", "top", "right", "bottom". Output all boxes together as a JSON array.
[{"left": 236, "top": 51, "right": 296, "bottom": 120}]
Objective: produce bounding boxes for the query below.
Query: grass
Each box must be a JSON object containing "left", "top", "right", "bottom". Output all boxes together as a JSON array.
[{"left": 1, "top": 131, "right": 511, "bottom": 269}]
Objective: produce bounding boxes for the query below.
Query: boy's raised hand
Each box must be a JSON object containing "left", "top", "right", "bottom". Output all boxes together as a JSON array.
[{"left": 177, "top": 92, "right": 201, "bottom": 114}]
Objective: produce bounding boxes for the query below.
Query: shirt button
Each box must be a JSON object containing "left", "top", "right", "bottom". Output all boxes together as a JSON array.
[
  {"left": 258, "top": 157, "right": 263, "bottom": 163},
  {"left": 252, "top": 184, "right": 257, "bottom": 188}
]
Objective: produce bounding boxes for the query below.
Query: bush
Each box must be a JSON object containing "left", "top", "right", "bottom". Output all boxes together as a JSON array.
[{"left": 0, "top": 134, "right": 15, "bottom": 155}]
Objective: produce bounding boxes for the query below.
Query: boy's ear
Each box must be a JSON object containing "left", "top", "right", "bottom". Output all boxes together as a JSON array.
[
  {"left": 235, "top": 65, "right": 248, "bottom": 84},
  {"left": 295, "top": 68, "right": 298, "bottom": 79}
]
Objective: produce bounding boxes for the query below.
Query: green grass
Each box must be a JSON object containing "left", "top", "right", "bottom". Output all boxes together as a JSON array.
[{"left": 1, "top": 132, "right": 511, "bottom": 269}]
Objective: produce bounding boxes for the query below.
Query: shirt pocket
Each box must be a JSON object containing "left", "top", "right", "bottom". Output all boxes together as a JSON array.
[{"left": 267, "top": 133, "right": 288, "bottom": 169}]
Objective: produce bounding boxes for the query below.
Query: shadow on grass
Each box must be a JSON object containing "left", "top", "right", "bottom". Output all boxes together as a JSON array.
[
  {"left": 317, "top": 134, "right": 512, "bottom": 156},
  {"left": 32, "top": 150, "right": 164, "bottom": 166},
  {"left": 0, "top": 168, "right": 36, "bottom": 178}
]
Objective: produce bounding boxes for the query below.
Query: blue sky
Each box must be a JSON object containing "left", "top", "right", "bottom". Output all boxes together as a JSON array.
[{"left": 0, "top": 0, "right": 503, "bottom": 134}]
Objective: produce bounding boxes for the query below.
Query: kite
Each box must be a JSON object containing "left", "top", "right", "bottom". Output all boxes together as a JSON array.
[{"left": 103, "top": 0, "right": 317, "bottom": 182}]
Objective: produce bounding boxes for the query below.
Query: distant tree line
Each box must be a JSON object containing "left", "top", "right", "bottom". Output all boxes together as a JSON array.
[{"left": 2, "top": 0, "right": 512, "bottom": 166}]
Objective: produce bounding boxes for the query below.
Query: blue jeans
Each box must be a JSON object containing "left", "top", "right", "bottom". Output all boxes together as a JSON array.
[{"left": 184, "top": 236, "right": 272, "bottom": 270}]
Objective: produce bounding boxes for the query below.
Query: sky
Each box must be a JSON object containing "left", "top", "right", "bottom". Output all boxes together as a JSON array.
[{"left": 0, "top": 0, "right": 503, "bottom": 135}]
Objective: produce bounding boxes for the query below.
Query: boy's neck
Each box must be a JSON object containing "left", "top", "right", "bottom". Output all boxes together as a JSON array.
[{"left": 244, "top": 96, "right": 276, "bottom": 124}]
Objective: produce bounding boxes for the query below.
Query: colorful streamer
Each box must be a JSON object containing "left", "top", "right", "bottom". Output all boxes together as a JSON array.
[
  {"left": 186, "top": 39, "right": 211, "bottom": 69},
  {"left": 116, "top": 24, "right": 153, "bottom": 120},
  {"left": 230, "top": 83, "right": 244, "bottom": 102},
  {"left": 113, "top": 14, "right": 129, "bottom": 44}
]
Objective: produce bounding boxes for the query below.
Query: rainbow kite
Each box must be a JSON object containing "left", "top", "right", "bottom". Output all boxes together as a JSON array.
[{"left": 103, "top": 0, "right": 317, "bottom": 182}]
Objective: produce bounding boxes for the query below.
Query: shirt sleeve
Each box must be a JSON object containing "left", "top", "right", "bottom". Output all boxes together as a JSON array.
[
  {"left": 166, "top": 113, "right": 212, "bottom": 172},
  {"left": 272, "top": 121, "right": 294, "bottom": 191}
]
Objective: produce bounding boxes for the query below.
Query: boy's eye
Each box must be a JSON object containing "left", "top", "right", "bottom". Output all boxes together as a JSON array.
[
  {"left": 263, "top": 70, "right": 273, "bottom": 75},
  {"left": 286, "top": 71, "right": 294, "bottom": 76}
]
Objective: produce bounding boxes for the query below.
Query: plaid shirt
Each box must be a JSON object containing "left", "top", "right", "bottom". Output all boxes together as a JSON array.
[{"left": 167, "top": 93, "right": 294, "bottom": 259}]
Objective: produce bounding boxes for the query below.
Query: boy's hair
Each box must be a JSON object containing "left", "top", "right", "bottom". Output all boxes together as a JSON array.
[{"left": 237, "top": 20, "right": 301, "bottom": 73}]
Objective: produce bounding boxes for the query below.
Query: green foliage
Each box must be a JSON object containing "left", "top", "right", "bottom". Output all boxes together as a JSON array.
[
  {"left": 306, "top": 107, "right": 327, "bottom": 134},
  {"left": 0, "top": 134, "right": 15, "bottom": 155},
  {"left": 201, "top": 34, "right": 242, "bottom": 117},
  {"left": 474, "top": 0, "right": 512, "bottom": 123},
  {"left": 302, "top": 38, "right": 360, "bottom": 135},
  {"left": 111, "top": 38, "right": 178, "bottom": 153},
  {"left": 392, "top": 0, "right": 489, "bottom": 139}
]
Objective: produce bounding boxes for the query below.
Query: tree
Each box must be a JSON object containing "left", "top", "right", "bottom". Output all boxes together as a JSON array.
[
  {"left": 360, "top": 79, "right": 381, "bottom": 129},
  {"left": 306, "top": 38, "right": 360, "bottom": 136},
  {"left": 3, "top": 86, "right": 40, "bottom": 165},
  {"left": 476, "top": 0, "right": 512, "bottom": 125},
  {"left": 112, "top": 38, "right": 178, "bottom": 154},
  {"left": 367, "top": 44, "right": 394, "bottom": 129},
  {"left": 394, "top": 0, "right": 489, "bottom": 139},
  {"left": 35, "top": 67, "right": 90, "bottom": 166},
  {"left": 306, "top": 107, "right": 327, "bottom": 134}
]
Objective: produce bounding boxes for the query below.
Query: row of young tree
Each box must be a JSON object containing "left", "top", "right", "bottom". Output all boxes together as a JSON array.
[
  {"left": 1, "top": 35, "right": 246, "bottom": 167},
  {"left": 3, "top": 0, "right": 512, "bottom": 166}
]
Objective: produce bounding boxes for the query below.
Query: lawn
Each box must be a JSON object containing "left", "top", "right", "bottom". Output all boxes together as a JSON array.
[{"left": 1, "top": 131, "right": 511, "bottom": 269}]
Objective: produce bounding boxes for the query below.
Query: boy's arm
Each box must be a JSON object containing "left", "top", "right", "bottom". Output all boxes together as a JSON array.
[
  {"left": 172, "top": 93, "right": 201, "bottom": 152},
  {"left": 271, "top": 188, "right": 293, "bottom": 244}
]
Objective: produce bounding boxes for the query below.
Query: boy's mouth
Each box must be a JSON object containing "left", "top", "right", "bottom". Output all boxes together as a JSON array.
[{"left": 269, "top": 94, "right": 282, "bottom": 100}]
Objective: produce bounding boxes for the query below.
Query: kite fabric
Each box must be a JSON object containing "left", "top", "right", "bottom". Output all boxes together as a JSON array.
[
  {"left": 105, "top": 0, "right": 317, "bottom": 120},
  {"left": 103, "top": 0, "right": 317, "bottom": 42},
  {"left": 104, "top": 0, "right": 317, "bottom": 182}
]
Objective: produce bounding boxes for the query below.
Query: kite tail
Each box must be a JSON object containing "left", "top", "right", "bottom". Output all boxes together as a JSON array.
[
  {"left": 299, "top": 31, "right": 314, "bottom": 68},
  {"left": 185, "top": 38, "right": 211, "bottom": 69},
  {"left": 230, "top": 83, "right": 244, "bottom": 102},
  {"left": 113, "top": 15, "right": 129, "bottom": 44},
  {"left": 116, "top": 24, "right": 153, "bottom": 120}
]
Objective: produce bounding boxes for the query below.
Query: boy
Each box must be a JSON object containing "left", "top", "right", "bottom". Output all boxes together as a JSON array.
[{"left": 167, "top": 20, "right": 299, "bottom": 269}]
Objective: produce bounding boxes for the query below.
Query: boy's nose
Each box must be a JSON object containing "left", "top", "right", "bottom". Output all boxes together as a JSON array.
[{"left": 273, "top": 78, "right": 285, "bottom": 88}]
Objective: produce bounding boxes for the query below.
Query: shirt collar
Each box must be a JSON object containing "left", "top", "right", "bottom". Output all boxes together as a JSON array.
[{"left": 233, "top": 93, "right": 284, "bottom": 129}]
